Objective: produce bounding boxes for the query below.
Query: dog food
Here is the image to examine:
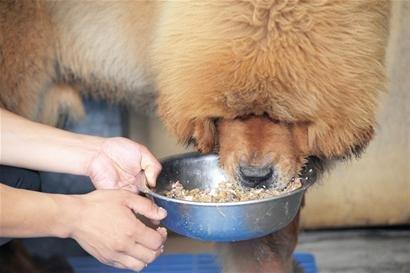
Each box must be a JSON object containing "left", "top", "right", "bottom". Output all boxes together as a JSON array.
[{"left": 162, "top": 179, "right": 302, "bottom": 203}]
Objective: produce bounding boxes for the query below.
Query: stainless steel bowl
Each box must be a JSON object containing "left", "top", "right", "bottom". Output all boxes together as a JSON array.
[{"left": 146, "top": 153, "right": 315, "bottom": 242}]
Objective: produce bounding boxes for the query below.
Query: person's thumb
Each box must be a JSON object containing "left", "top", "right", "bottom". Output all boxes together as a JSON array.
[{"left": 139, "top": 145, "right": 162, "bottom": 188}]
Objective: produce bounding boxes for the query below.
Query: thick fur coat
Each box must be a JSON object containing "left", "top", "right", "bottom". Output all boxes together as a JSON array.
[{"left": 0, "top": 1, "right": 390, "bottom": 273}]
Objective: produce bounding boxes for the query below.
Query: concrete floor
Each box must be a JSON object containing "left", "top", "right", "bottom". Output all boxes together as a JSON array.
[
  {"left": 297, "top": 229, "right": 410, "bottom": 273},
  {"left": 163, "top": 228, "right": 410, "bottom": 273}
]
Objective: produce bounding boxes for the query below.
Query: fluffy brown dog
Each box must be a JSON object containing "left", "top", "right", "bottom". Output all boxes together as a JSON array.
[{"left": 0, "top": 1, "right": 390, "bottom": 272}]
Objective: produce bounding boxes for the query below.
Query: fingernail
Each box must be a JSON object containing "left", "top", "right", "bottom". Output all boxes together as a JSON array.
[
  {"left": 158, "top": 207, "right": 167, "bottom": 217},
  {"left": 157, "top": 227, "right": 167, "bottom": 234},
  {"left": 156, "top": 227, "right": 168, "bottom": 239}
]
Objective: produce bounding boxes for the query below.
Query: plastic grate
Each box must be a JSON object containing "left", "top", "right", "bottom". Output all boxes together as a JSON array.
[{"left": 69, "top": 252, "right": 318, "bottom": 273}]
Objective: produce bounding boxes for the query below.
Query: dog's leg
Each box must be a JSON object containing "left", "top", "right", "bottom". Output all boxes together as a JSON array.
[
  {"left": 0, "top": 0, "right": 57, "bottom": 123},
  {"left": 38, "top": 84, "right": 85, "bottom": 127},
  {"left": 218, "top": 210, "right": 301, "bottom": 273}
]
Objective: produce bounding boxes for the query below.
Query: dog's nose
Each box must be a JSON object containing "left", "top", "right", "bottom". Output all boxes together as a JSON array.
[{"left": 238, "top": 165, "right": 274, "bottom": 187}]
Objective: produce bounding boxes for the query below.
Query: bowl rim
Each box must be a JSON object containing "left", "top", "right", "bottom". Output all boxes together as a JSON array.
[{"left": 146, "top": 152, "right": 315, "bottom": 207}]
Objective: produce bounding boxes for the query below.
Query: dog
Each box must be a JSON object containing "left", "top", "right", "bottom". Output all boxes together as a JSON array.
[{"left": 0, "top": 1, "right": 390, "bottom": 272}]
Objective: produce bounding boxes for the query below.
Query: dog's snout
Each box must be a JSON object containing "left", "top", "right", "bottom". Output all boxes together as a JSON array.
[
  {"left": 238, "top": 165, "right": 274, "bottom": 187},
  {"left": 239, "top": 165, "right": 273, "bottom": 179}
]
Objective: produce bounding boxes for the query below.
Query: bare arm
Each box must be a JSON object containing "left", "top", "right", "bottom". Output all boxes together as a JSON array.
[
  {"left": 0, "top": 183, "right": 75, "bottom": 238},
  {"left": 0, "top": 109, "right": 103, "bottom": 176},
  {"left": 0, "top": 109, "right": 161, "bottom": 189}
]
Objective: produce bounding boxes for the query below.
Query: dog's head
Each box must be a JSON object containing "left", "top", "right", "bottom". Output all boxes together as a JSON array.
[
  {"left": 217, "top": 116, "right": 313, "bottom": 189},
  {"left": 152, "top": 1, "right": 389, "bottom": 189}
]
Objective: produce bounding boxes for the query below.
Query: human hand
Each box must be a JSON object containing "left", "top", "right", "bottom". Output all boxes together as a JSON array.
[
  {"left": 68, "top": 190, "right": 167, "bottom": 271},
  {"left": 86, "top": 137, "right": 162, "bottom": 192}
]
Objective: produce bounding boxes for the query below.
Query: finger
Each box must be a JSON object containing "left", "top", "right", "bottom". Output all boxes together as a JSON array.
[
  {"left": 126, "top": 194, "right": 167, "bottom": 220},
  {"left": 139, "top": 145, "right": 162, "bottom": 187},
  {"left": 151, "top": 219, "right": 160, "bottom": 226},
  {"left": 133, "top": 223, "right": 164, "bottom": 250},
  {"left": 134, "top": 172, "right": 147, "bottom": 193},
  {"left": 125, "top": 243, "right": 162, "bottom": 264},
  {"left": 156, "top": 227, "right": 168, "bottom": 243},
  {"left": 115, "top": 255, "right": 147, "bottom": 272},
  {"left": 107, "top": 260, "right": 127, "bottom": 270}
]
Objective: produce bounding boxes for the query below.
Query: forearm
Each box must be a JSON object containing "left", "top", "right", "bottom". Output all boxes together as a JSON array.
[
  {"left": 0, "top": 109, "right": 103, "bottom": 176},
  {"left": 0, "top": 184, "right": 77, "bottom": 238}
]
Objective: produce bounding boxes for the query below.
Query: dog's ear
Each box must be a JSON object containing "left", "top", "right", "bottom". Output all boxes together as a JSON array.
[
  {"left": 191, "top": 118, "right": 217, "bottom": 153},
  {"left": 309, "top": 123, "right": 375, "bottom": 160}
]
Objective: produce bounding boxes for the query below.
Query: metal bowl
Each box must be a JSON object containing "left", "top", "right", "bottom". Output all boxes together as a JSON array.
[{"left": 146, "top": 153, "right": 315, "bottom": 242}]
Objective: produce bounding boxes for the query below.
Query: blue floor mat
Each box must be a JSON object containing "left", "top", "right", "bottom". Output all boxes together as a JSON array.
[{"left": 69, "top": 253, "right": 317, "bottom": 273}]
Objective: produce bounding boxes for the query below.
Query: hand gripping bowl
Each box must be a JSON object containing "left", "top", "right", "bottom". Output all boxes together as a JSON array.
[{"left": 146, "top": 153, "right": 317, "bottom": 242}]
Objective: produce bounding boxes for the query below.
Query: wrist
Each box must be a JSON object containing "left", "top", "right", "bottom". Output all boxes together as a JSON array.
[
  {"left": 49, "top": 194, "right": 84, "bottom": 239},
  {"left": 74, "top": 134, "right": 105, "bottom": 176}
]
